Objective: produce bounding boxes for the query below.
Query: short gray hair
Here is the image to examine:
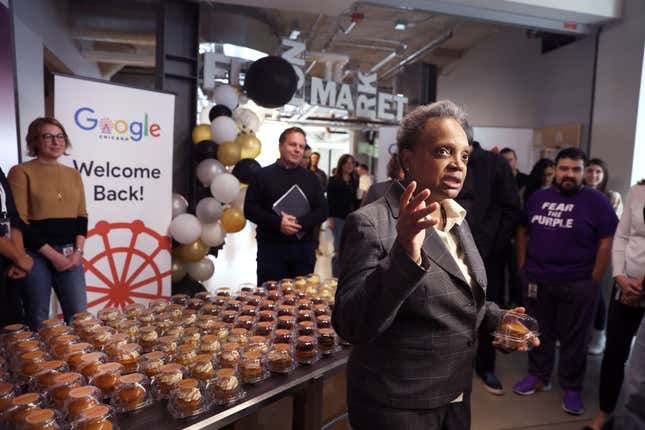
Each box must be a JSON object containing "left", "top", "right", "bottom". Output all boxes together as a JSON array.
[{"left": 396, "top": 100, "right": 470, "bottom": 154}]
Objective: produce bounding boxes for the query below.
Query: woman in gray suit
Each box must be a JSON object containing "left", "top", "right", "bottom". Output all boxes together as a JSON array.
[{"left": 333, "top": 100, "right": 535, "bottom": 430}]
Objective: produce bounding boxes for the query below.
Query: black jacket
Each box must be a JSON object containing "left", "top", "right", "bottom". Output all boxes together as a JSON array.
[
  {"left": 456, "top": 143, "right": 521, "bottom": 258},
  {"left": 327, "top": 175, "right": 358, "bottom": 219},
  {"left": 244, "top": 162, "right": 327, "bottom": 243}
]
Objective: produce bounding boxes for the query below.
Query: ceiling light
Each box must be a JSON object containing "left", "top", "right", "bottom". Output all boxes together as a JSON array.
[
  {"left": 394, "top": 20, "right": 407, "bottom": 31},
  {"left": 289, "top": 29, "right": 300, "bottom": 40}
]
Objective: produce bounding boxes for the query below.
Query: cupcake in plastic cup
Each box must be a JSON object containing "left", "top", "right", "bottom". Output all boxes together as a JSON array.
[{"left": 492, "top": 311, "right": 540, "bottom": 351}]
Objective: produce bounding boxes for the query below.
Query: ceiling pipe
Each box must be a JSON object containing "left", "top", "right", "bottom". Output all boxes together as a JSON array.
[
  {"left": 380, "top": 28, "right": 453, "bottom": 80},
  {"left": 304, "top": 60, "right": 317, "bottom": 75},
  {"left": 369, "top": 51, "right": 398, "bottom": 73},
  {"left": 332, "top": 41, "right": 399, "bottom": 52}
]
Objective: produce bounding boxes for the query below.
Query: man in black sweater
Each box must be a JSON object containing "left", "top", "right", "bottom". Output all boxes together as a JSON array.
[
  {"left": 457, "top": 139, "right": 521, "bottom": 396},
  {"left": 244, "top": 127, "right": 328, "bottom": 284}
]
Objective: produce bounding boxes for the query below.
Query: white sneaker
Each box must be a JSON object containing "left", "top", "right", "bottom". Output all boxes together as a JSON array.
[{"left": 588, "top": 329, "right": 606, "bottom": 355}]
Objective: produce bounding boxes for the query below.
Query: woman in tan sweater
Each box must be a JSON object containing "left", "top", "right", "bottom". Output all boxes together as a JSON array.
[{"left": 8, "top": 117, "right": 88, "bottom": 329}]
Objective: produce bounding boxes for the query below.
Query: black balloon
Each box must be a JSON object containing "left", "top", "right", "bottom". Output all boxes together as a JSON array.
[
  {"left": 232, "top": 158, "right": 262, "bottom": 184},
  {"left": 244, "top": 56, "right": 298, "bottom": 108},
  {"left": 208, "top": 105, "right": 232, "bottom": 122},
  {"left": 194, "top": 140, "right": 218, "bottom": 161}
]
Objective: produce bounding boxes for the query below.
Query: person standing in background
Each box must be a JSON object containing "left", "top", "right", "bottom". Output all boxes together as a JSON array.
[
  {"left": 244, "top": 127, "right": 327, "bottom": 284},
  {"left": 514, "top": 147, "right": 618, "bottom": 416},
  {"left": 361, "top": 153, "right": 405, "bottom": 207},
  {"left": 327, "top": 154, "right": 358, "bottom": 277},
  {"left": 0, "top": 167, "right": 33, "bottom": 326},
  {"left": 456, "top": 138, "right": 521, "bottom": 396},
  {"left": 9, "top": 117, "right": 88, "bottom": 330},
  {"left": 523, "top": 158, "right": 555, "bottom": 204},
  {"left": 583, "top": 158, "right": 624, "bottom": 355},
  {"left": 300, "top": 144, "right": 312, "bottom": 169},
  {"left": 585, "top": 180, "right": 645, "bottom": 430},
  {"left": 310, "top": 151, "right": 328, "bottom": 192},
  {"left": 500, "top": 148, "right": 529, "bottom": 193},
  {"left": 355, "top": 163, "right": 373, "bottom": 204}
]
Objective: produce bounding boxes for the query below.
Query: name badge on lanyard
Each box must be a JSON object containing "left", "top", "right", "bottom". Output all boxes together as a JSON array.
[{"left": 0, "top": 185, "right": 10, "bottom": 238}]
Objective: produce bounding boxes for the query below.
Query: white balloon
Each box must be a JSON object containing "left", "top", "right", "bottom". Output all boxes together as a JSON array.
[
  {"left": 233, "top": 108, "right": 261, "bottom": 134},
  {"left": 196, "top": 159, "right": 225, "bottom": 187},
  {"left": 212, "top": 85, "right": 239, "bottom": 111},
  {"left": 169, "top": 213, "right": 202, "bottom": 244},
  {"left": 210, "top": 173, "right": 240, "bottom": 204},
  {"left": 196, "top": 197, "right": 224, "bottom": 223},
  {"left": 201, "top": 222, "right": 226, "bottom": 247},
  {"left": 199, "top": 104, "right": 213, "bottom": 124},
  {"left": 231, "top": 187, "right": 247, "bottom": 210},
  {"left": 185, "top": 258, "right": 215, "bottom": 281},
  {"left": 171, "top": 193, "right": 189, "bottom": 219},
  {"left": 210, "top": 116, "right": 239, "bottom": 144}
]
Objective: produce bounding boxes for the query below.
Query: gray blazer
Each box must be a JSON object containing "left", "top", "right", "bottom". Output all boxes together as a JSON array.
[
  {"left": 333, "top": 182, "right": 502, "bottom": 410},
  {"left": 361, "top": 180, "right": 393, "bottom": 207}
]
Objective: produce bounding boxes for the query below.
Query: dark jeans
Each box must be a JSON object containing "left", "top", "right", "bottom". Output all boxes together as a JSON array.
[
  {"left": 526, "top": 278, "right": 598, "bottom": 390},
  {"left": 256, "top": 240, "right": 316, "bottom": 285},
  {"left": 598, "top": 286, "right": 645, "bottom": 413},
  {"left": 476, "top": 252, "right": 505, "bottom": 375},
  {"left": 348, "top": 391, "right": 471, "bottom": 430},
  {"left": 22, "top": 249, "right": 87, "bottom": 330}
]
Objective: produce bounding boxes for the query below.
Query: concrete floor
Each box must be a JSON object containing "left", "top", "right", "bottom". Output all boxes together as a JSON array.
[{"left": 471, "top": 351, "right": 608, "bottom": 430}]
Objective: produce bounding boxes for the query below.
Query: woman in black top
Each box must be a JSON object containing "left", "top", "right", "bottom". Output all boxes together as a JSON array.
[
  {"left": 327, "top": 154, "right": 358, "bottom": 277},
  {"left": 0, "top": 167, "right": 33, "bottom": 326}
]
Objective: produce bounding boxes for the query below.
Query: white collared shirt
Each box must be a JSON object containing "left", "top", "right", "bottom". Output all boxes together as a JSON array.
[{"left": 433, "top": 199, "right": 475, "bottom": 289}]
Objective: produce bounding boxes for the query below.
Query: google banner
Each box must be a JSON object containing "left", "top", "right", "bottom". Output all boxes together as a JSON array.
[{"left": 54, "top": 75, "right": 175, "bottom": 312}]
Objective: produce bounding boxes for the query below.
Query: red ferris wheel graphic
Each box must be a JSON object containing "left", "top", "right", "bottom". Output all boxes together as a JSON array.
[{"left": 83, "top": 219, "right": 172, "bottom": 311}]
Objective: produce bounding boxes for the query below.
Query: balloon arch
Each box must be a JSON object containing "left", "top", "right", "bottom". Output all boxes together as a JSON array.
[{"left": 170, "top": 55, "right": 298, "bottom": 285}]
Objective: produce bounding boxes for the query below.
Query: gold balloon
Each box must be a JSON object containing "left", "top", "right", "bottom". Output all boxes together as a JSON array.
[
  {"left": 192, "top": 124, "right": 211, "bottom": 144},
  {"left": 221, "top": 207, "right": 246, "bottom": 233},
  {"left": 173, "top": 239, "right": 209, "bottom": 262},
  {"left": 217, "top": 140, "right": 242, "bottom": 166},
  {"left": 171, "top": 260, "right": 187, "bottom": 282},
  {"left": 235, "top": 133, "right": 262, "bottom": 159}
]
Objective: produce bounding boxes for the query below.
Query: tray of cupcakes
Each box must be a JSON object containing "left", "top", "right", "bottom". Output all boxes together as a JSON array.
[{"left": 0, "top": 275, "right": 344, "bottom": 428}]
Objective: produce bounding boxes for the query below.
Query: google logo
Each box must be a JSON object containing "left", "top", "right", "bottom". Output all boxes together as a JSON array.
[{"left": 74, "top": 107, "right": 161, "bottom": 142}]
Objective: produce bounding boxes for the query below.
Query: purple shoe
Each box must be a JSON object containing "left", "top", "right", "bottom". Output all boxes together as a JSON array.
[
  {"left": 562, "top": 389, "right": 584, "bottom": 415},
  {"left": 512, "top": 375, "right": 552, "bottom": 395}
]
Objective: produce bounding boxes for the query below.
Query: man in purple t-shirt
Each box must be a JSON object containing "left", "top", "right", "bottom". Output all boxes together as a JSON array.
[{"left": 513, "top": 147, "right": 618, "bottom": 416}]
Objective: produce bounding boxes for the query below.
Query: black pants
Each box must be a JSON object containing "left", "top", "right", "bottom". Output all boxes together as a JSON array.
[
  {"left": 0, "top": 269, "right": 25, "bottom": 327},
  {"left": 527, "top": 279, "right": 598, "bottom": 389},
  {"left": 476, "top": 253, "right": 505, "bottom": 375},
  {"left": 504, "top": 240, "right": 523, "bottom": 307},
  {"left": 598, "top": 287, "right": 645, "bottom": 413},
  {"left": 256, "top": 240, "right": 316, "bottom": 285},
  {"left": 349, "top": 392, "right": 471, "bottom": 430}
]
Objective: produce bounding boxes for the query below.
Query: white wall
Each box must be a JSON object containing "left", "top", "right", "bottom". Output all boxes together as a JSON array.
[
  {"left": 438, "top": 28, "right": 595, "bottom": 139},
  {"left": 632, "top": 45, "right": 645, "bottom": 185},
  {"left": 12, "top": 0, "right": 101, "bottom": 150},
  {"left": 438, "top": 28, "right": 543, "bottom": 128},
  {"left": 590, "top": 0, "right": 645, "bottom": 194}
]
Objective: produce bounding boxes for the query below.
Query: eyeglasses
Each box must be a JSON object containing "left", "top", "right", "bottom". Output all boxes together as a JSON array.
[{"left": 41, "top": 133, "right": 66, "bottom": 142}]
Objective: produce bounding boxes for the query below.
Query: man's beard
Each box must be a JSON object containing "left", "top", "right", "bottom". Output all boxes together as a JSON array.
[{"left": 556, "top": 178, "right": 581, "bottom": 196}]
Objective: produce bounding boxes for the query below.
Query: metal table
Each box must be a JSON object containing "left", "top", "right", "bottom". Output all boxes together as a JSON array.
[{"left": 119, "top": 348, "right": 350, "bottom": 430}]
